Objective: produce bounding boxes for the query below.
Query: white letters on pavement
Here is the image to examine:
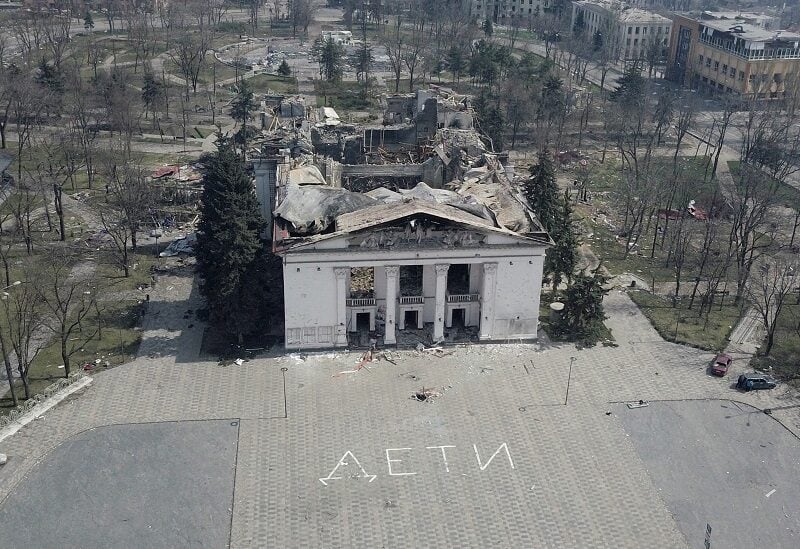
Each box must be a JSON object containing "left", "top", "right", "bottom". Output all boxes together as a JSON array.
[{"left": 319, "top": 443, "right": 513, "bottom": 486}]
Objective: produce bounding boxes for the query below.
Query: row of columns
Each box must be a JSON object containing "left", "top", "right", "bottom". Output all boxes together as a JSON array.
[{"left": 334, "top": 263, "right": 498, "bottom": 346}]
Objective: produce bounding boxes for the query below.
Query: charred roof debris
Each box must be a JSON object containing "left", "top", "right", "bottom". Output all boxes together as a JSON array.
[{"left": 249, "top": 85, "right": 550, "bottom": 253}]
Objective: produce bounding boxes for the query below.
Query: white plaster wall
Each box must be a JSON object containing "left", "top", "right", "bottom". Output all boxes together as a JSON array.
[
  {"left": 492, "top": 255, "right": 544, "bottom": 339},
  {"left": 283, "top": 264, "right": 339, "bottom": 349},
  {"left": 281, "top": 237, "right": 548, "bottom": 348}
]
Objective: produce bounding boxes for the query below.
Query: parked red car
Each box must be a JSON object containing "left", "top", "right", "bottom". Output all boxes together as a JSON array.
[{"left": 711, "top": 353, "right": 732, "bottom": 376}]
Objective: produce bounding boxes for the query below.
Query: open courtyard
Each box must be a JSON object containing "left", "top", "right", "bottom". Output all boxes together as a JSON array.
[{"left": 0, "top": 270, "right": 799, "bottom": 548}]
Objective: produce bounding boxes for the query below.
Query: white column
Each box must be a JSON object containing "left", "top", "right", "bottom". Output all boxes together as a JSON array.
[
  {"left": 334, "top": 267, "right": 348, "bottom": 346},
  {"left": 433, "top": 263, "right": 449, "bottom": 341},
  {"left": 480, "top": 262, "right": 498, "bottom": 340},
  {"left": 384, "top": 266, "right": 399, "bottom": 345}
]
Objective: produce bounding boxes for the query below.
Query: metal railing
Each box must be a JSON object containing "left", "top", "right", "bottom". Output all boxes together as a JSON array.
[
  {"left": 398, "top": 296, "right": 424, "bottom": 304},
  {"left": 447, "top": 294, "right": 479, "bottom": 303},
  {"left": 346, "top": 297, "right": 376, "bottom": 307},
  {"left": 698, "top": 34, "right": 800, "bottom": 60}
]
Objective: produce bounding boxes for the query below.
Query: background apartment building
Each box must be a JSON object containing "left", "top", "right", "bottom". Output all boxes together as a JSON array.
[
  {"left": 668, "top": 11, "right": 800, "bottom": 99},
  {"left": 470, "top": 0, "right": 552, "bottom": 24},
  {"left": 571, "top": 0, "right": 671, "bottom": 62}
]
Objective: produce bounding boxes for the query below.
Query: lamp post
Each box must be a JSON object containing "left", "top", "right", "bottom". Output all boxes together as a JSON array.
[{"left": 150, "top": 228, "right": 163, "bottom": 259}]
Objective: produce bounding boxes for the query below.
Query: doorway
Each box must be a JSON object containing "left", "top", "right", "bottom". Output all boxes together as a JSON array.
[
  {"left": 404, "top": 310, "right": 418, "bottom": 329},
  {"left": 451, "top": 308, "right": 466, "bottom": 328},
  {"left": 356, "top": 312, "right": 371, "bottom": 332},
  {"left": 447, "top": 264, "right": 470, "bottom": 294}
]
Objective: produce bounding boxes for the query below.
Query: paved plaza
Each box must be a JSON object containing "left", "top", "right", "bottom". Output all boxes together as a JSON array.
[{"left": 0, "top": 271, "right": 799, "bottom": 548}]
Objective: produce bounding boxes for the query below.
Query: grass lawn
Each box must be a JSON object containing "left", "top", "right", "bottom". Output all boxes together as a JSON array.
[
  {"left": 750, "top": 302, "right": 800, "bottom": 388},
  {"left": 247, "top": 73, "right": 299, "bottom": 95},
  {"left": 578, "top": 211, "right": 678, "bottom": 281},
  {"left": 629, "top": 289, "right": 742, "bottom": 351},
  {"left": 0, "top": 299, "right": 143, "bottom": 415},
  {"left": 728, "top": 160, "right": 800, "bottom": 210},
  {"left": 315, "top": 80, "right": 377, "bottom": 111},
  {"left": 0, "top": 252, "right": 155, "bottom": 416},
  {"left": 576, "top": 154, "right": 727, "bottom": 283}
]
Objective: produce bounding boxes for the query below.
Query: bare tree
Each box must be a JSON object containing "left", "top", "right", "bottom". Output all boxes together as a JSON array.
[
  {"left": 8, "top": 74, "right": 47, "bottom": 181},
  {"left": 383, "top": 18, "right": 404, "bottom": 93},
  {"left": 10, "top": 10, "right": 45, "bottom": 67},
  {"left": 402, "top": 27, "right": 424, "bottom": 92},
  {"left": 726, "top": 163, "right": 780, "bottom": 303},
  {"left": 67, "top": 72, "right": 100, "bottom": 189},
  {"left": 508, "top": 14, "right": 524, "bottom": 50},
  {"left": 247, "top": 0, "right": 260, "bottom": 31},
  {"left": 1, "top": 315, "right": 17, "bottom": 407},
  {"left": 99, "top": 207, "right": 132, "bottom": 278},
  {"left": 99, "top": 149, "right": 157, "bottom": 277},
  {"left": 502, "top": 78, "right": 534, "bottom": 149},
  {"left": 97, "top": 67, "right": 142, "bottom": 153},
  {"left": 0, "top": 31, "right": 9, "bottom": 69},
  {"left": 167, "top": 30, "right": 212, "bottom": 98},
  {"left": 102, "top": 0, "right": 122, "bottom": 32},
  {"left": 0, "top": 275, "right": 45, "bottom": 400},
  {"left": 0, "top": 66, "right": 13, "bottom": 150},
  {"left": 37, "top": 248, "right": 100, "bottom": 377},
  {"left": 42, "top": 11, "right": 71, "bottom": 70},
  {"left": 8, "top": 178, "right": 40, "bottom": 255},
  {"left": 29, "top": 132, "right": 83, "bottom": 241},
  {"left": 289, "top": 0, "right": 317, "bottom": 36},
  {"left": 746, "top": 258, "right": 799, "bottom": 356}
]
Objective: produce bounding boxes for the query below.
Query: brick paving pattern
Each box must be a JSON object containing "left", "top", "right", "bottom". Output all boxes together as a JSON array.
[{"left": 1, "top": 278, "right": 798, "bottom": 548}]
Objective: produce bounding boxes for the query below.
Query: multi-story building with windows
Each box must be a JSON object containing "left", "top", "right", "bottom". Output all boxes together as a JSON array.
[
  {"left": 469, "top": 0, "right": 553, "bottom": 24},
  {"left": 668, "top": 11, "right": 800, "bottom": 99},
  {"left": 570, "top": 1, "right": 671, "bottom": 62}
]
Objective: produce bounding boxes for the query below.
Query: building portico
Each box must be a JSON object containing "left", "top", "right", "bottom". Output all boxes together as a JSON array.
[{"left": 282, "top": 222, "right": 547, "bottom": 350}]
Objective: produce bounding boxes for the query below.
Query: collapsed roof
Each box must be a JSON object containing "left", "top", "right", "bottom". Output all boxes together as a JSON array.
[
  {"left": 273, "top": 154, "right": 543, "bottom": 242},
  {"left": 273, "top": 180, "right": 375, "bottom": 234}
]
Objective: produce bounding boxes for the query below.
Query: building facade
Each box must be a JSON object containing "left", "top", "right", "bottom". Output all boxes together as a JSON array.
[
  {"left": 277, "top": 202, "right": 548, "bottom": 350},
  {"left": 571, "top": 1, "right": 671, "bottom": 62},
  {"left": 469, "top": 0, "right": 552, "bottom": 24},
  {"left": 668, "top": 11, "right": 800, "bottom": 99}
]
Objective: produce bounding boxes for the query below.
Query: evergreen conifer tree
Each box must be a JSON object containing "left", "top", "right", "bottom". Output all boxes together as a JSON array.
[
  {"left": 544, "top": 191, "right": 579, "bottom": 289},
  {"left": 559, "top": 267, "right": 609, "bottom": 340},
  {"left": 523, "top": 150, "right": 560, "bottom": 233},
  {"left": 277, "top": 60, "right": 292, "bottom": 77},
  {"left": 230, "top": 80, "right": 257, "bottom": 152},
  {"left": 482, "top": 18, "right": 493, "bottom": 38},
  {"left": 196, "top": 138, "right": 271, "bottom": 344},
  {"left": 610, "top": 66, "right": 646, "bottom": 107}
]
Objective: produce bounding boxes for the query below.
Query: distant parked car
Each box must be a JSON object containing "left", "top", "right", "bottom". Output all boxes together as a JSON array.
[
  {"left": 711, "top": 353, "right": 732, "bottom": 376},
  {"left": 736, "top": 373, "right": 778, "bottom": 391}
]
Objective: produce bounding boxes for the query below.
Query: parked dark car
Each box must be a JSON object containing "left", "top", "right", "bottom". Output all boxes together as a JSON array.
[
  {"left": 711, "top": 353, "right": 732, "bottom": 376},
  {"left": 736, "top": 373, "right": 778, "bottom": 391}
]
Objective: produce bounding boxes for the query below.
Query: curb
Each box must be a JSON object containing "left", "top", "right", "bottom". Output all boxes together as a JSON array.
[{"left": 0, "top": 377, "right": 93, "bottom": 444}]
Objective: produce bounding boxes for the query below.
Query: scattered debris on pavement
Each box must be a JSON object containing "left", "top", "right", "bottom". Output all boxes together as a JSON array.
[
  {"left": 626, "top": 400, "right": 650, "bottom": 409},
  {"left": 411, "top": 385, "right": 450, "bottom": 402}
]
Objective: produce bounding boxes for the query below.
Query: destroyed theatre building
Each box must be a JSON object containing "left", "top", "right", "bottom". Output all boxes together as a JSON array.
[{"left": 251, "top": 87, "right": 551, "bottom": 350}]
